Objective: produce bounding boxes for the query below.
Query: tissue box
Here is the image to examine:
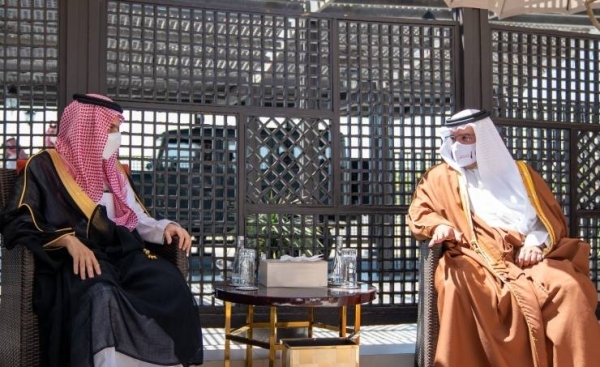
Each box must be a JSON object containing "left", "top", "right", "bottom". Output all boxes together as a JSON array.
[
  {"left": 258, "top": 259, "right": 328, "bottom": 287},
  {"left": 282, "top": 338, "right": 358, "bottom": 367}
]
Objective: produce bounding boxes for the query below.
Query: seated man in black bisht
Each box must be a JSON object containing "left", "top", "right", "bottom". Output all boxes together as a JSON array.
[{"left": 0, "top": 93, "right": 203, "bottom": 367}]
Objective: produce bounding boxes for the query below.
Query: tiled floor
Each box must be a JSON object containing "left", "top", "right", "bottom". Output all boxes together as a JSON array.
[{"left": 201, "top": 323, "right": 416, "bottom": 366}]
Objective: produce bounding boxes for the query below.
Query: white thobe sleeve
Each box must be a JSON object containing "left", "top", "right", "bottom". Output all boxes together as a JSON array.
[
  {"left": 124, "top": 182, "right": 174, "bottom": 245},
  {"left": 522, "top": 219, "right": 550, "bottom": 248}
]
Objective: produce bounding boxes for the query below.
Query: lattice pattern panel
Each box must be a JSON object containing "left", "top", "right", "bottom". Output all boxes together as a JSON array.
[
  {"left": 106, "top": 1, "right": 332, "bottom": 109},
  {"left": 244, "top": 213, "right": 417, "bottom": 305},
  {"left": 357, "top": 213, "right": 418, "bottom": 306},
  {"left": 117, "top": 109, "right": 238, "bottom": 305},
  {"left": 338, "top": 21, "right": 455, "bottom": 115},
  {"left": 577, "top": 130, "right": 600, "bottom": 211},
  {"left": 245, "top": 212, "right": 328, "bottom": 261},
  {"left": 245, "top": 116, "right": 332, "bottom": 205},
  {"left": 578, "top": 216, "right": 600, "bottom": 301},
  {"left": 500, "top": 125, "right": 570, "bottom": 215},
  {"left": 0, "top": 0, "right": 59, "bottom": 169},
  {"left": 492, "top": 28, "right": 600, "bottom": 123},
  {"left": 338, "top": 20, "right": 455, "bottom": 206},
  {"left": 339, "top": 114, "right": 443, "bottom": 206}
]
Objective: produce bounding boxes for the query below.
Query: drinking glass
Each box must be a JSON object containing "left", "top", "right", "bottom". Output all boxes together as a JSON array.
[
  {"left": 230, "top": 236, "right": 245, "bottom": 285},
  {"left": 329, "top": 236, "right": 344, "bottom": 286},
  {"left": 340, "top": 248, "right": 358, "bottom": 288},
  {"left": 238, "top": 248, "right": 258, "bottom": 290}
]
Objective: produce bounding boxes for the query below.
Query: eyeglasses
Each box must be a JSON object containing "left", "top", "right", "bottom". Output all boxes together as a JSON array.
[{"left": 445, "top": 133, "right": 476, "bottom": 144}]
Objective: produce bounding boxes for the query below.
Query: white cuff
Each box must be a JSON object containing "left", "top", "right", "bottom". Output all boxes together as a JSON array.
[{"left": 523, "top": 230, "right": 549, "bottom": 247}]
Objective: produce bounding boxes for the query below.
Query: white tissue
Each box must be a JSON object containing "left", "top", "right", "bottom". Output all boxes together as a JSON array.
[{"left": 279, "top": 254, "right": 323, "bottom": 262}]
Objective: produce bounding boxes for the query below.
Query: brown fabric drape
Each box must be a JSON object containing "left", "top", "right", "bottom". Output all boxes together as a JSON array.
[{"left": 408, "top": 162, "right": 600, "bottom": 367}]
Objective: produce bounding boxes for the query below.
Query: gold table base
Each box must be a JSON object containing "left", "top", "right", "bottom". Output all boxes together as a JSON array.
[{"left": 223, "top": 302, "right": 362, "bottom": 367}]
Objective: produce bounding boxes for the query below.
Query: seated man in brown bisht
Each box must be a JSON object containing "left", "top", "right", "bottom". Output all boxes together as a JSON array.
[
  {"left": 408, "top": 109, "right": 600, "bottom": 367},
  {"left": 0, "top": 93, "right": 203, "bottom": 367}
]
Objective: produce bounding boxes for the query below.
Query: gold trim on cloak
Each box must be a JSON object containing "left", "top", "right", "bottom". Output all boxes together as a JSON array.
[
  {"left": 19, "top": 151, "right": 158, "bottom": 259},
  {"left": 516, "top": 160, "right": 555, "bottom": 253},
  {"left": 457, "top": 164, "right": 549, "bottom": 367},
  {"left": 47, "top": 149, "right": 96, "bottom": 218},
  {"left": 457, "top": 173, "right": 507, "bottom": 274},
  {"left": 16, "top": 151, "right": 80, "bottom": 248}
]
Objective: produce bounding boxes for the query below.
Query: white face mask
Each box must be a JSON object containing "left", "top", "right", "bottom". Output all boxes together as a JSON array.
[
  {"left": 102, "top": 132, "right": 121, "bottom": 159},
  {"left": 451, "top": 141, "right": 476, "bottom": 167},
  {"left": 49, "top": 136, "right": 57, "bottom": 144}
]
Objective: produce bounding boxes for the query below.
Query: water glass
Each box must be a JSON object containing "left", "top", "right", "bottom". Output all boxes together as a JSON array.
[
  {"left": 230, "top": 236, "right": 245, "bottom": 285},
  {"left": 329, "top": 236, "right": 343, "bottom": 286},
  {"left": 238, "top": 248, "right": 257, "bottom": 289},
  {"left": 340, "top": 248, "right": 358, "bottom": 288}
]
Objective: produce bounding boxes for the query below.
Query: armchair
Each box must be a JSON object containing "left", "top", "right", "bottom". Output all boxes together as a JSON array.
[
  {"left": 0, "top": 167, "right": 189, "bottom": 367},
  {"left": 414, "top": 241, "right": 442, "bottom": 367}
]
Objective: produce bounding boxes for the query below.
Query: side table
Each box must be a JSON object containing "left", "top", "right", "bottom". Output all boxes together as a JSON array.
[{"left": 213, "top": 283, "right": 377, "bottom": 367}]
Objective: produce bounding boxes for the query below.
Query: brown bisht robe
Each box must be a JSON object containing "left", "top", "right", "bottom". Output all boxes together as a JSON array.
[
  {"left": 408, "top": 161, "right": 600, "bottom": 367},
  {"left": 0, "top": 150, "right": 203, "bottom": 367}
]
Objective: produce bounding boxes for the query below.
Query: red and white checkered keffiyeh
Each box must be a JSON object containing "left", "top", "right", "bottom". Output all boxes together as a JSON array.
[{"left": 55, "top": 94, "right": 138, "bottom": 230}]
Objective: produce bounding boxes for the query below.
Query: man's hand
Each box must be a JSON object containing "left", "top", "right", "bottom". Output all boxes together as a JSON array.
[
  {"left": 61, "top": 235, "right": 102, "bottom": 280},
  {"left": 164, "top": 223, "right": 192, "bottom": 254},
  {"left": 516, "top": 245, "right": 544, "bottom": 268},
  {"left": 429, "top": 224, "right": 463, "bottom": 248}
]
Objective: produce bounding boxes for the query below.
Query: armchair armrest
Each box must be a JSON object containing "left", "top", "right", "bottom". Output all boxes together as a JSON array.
[
  {"left": 0, "top": 244, "right": 40, "bottom": 367},
  {"left": 415, "top": 241, "right": 442, "bottom": 367},
  {"left": 145, "top": 237, "right": 189, "bottom": 280}
]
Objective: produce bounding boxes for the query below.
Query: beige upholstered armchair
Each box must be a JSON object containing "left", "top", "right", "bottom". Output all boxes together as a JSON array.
[{"left": 0, "top": 167, "right": 189, "bottom": 367}]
